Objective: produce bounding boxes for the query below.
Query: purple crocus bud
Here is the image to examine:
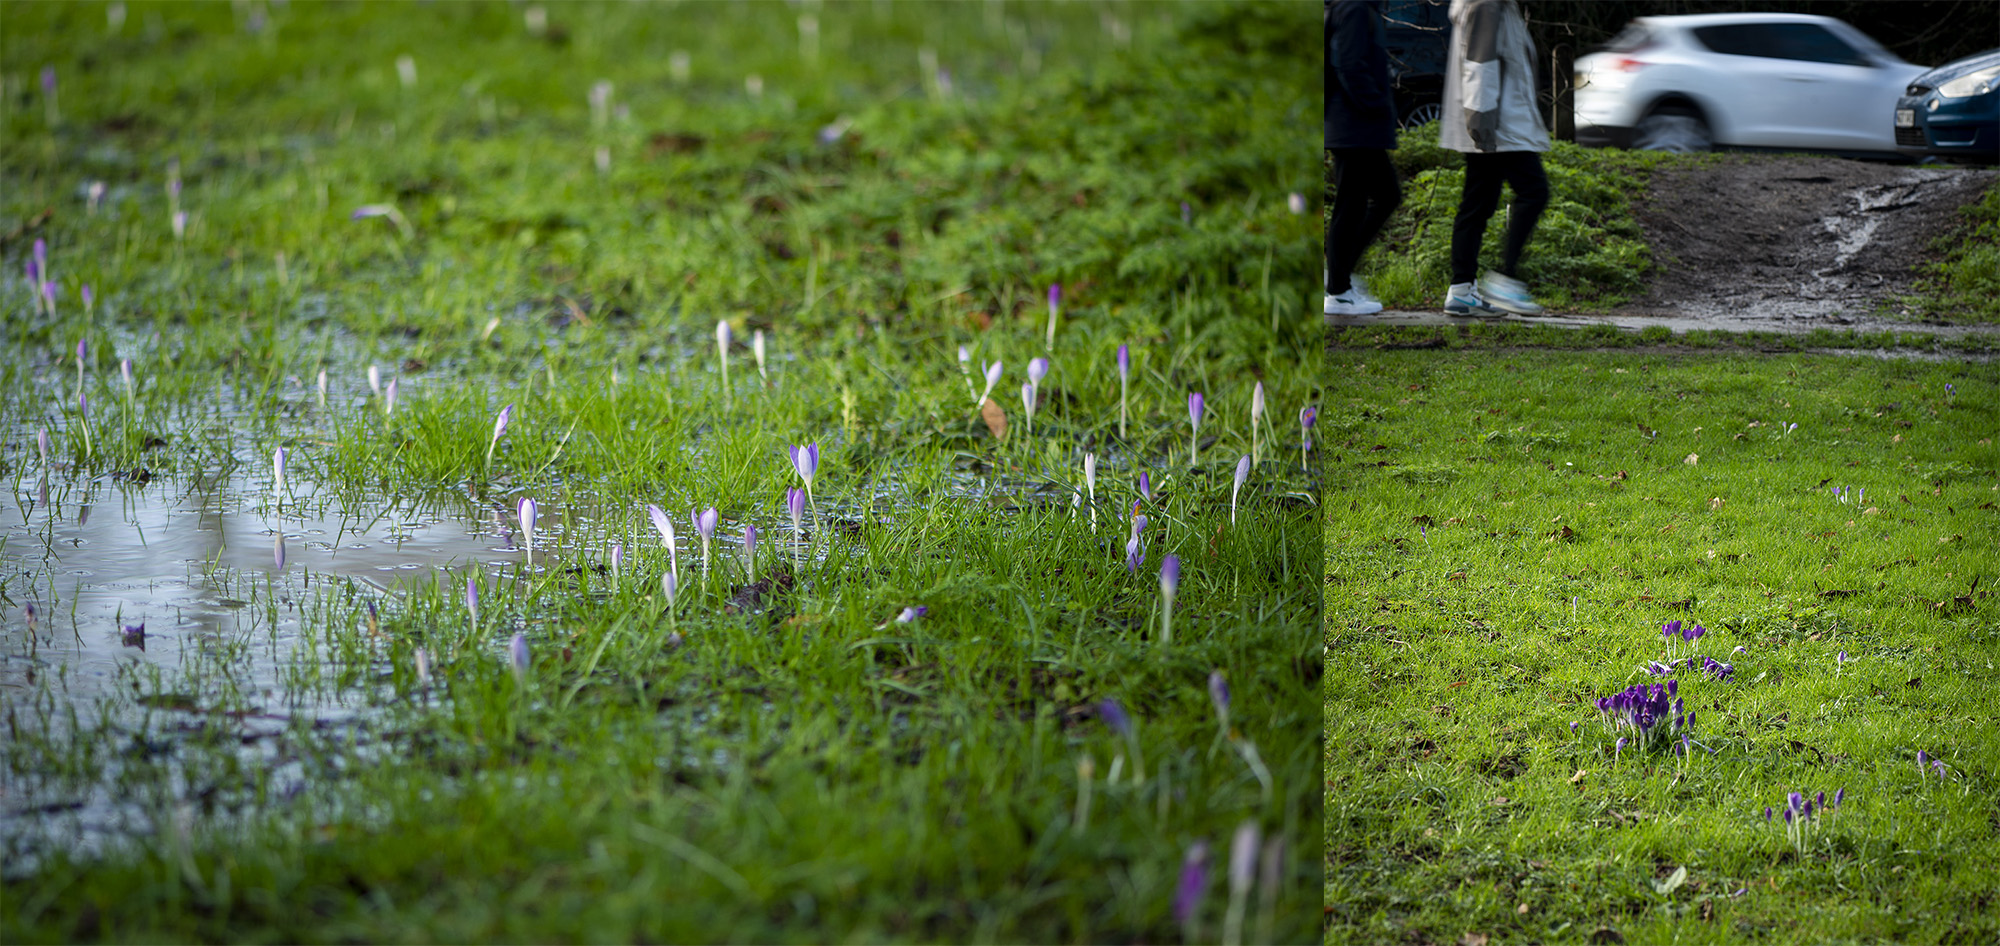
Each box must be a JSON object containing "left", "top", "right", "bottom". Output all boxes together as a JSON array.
[
  {"left": 1917, "top": 750, "right": 1927, "bottom": 770},
  {"left": 1787, "top": 792, "right": 1803, "bottom": 814},
  {"left": 1160, "top": 554, "right": 1181, "bottom": 597},
  {"left": 1117, "top": 344, "right": 1129, "bottom": 381},
  {"left": 25, "top": 258, "right": 38, "bottom": 286},
  {"left": 743, "top": 522, "right": 758, "bottom": 561},
  {"left": 895, "top": 605, "right": 927, "bottom": 623},
  {"left": 609, "top": 543, "right": 623, "bottom": 573},
  {"left": 1124, "top": 535, "right": 1145, "bottom": 573},
  {"left": 958, "top": 345, "right": 970, "bottom": 369},
  {"left": 1816, "top": 790, "right": 1825, "bottom": 810},
  {"left": 1663, "top": 620, "right": 1681, "bottom": 639},
  {"left": 1208, "top": 670, "right": 1230, "bottom": 719},
  {"left": 76, "top": 337, "right": 87, "bottom": 368},
  {"left": 488, "top": 403, "right": 513, "bottom": 458},
  {"left": 1570, "top": 721, "right": 1579, "bottom": 733},
  {"left": 1802, "top": 799, "right": 1813, "bottom": 819},
  {"left": 648, "top": 504, "right": 674, "bottom": 546},
  {"left": 466, "top": 574, "right": 479, "bottom": 619},
  {"left": 981, "top": 360, "right": 1003, "bottom": 401},
  {"left": 385, "top": 378, "right": 398, "bottom": 414},
  {"left": 1666, "top": 678, "right": 1677, "bottom": 697},
  {"left": 1783, "top": 807, "right": 1794, "bottom": 825},
  {"left": 1301, "top": 406, "right": 1317, "bottom": 430},
  {"left": 1837, "top": 650, "right": 1848, "bottom": 664},
  {"left": 35, "top": 239, "right": 48, "bottom": 275},
  {"left": 275, "top": 534, "right": 286, "bottom": 570},
  {"left": 1139, "top": 472, "right": 1152, "bottom": 503},
  {"left": 37, "top": 428, "right": 49, "bottom": 465},
  {"left": 1288, "top": 191, "right": 1306, "bottom": 214},
  {"left": 787, "top": 487, "right": 806, "bottom": 529},
  {"left": 1189, "top": 392, "right": 1205, "bottom": 428},
  {"left": 352, "top": 204, "right": 393, "bottom": 220},
  {"left": 1834, "top": 787, "right": 1844, "bottom": 808},
  {"left": 41, "top": 66, "right": 55, "bottom": 94},
  {"left": 1097, "top": 697, "right": 1132, "bottom": 737},
  {"left": 509, "top": 633, "right": 529, "bottom": 682},
  {"left": 1765, "top": 806, "right": 1773, "bottom": 822},
  {"left": 661, "top": 570, "right": 678, "bottom": 606},
  {"left": 1028, "top": 357, "right": 1049, "bottom": 388},
  {"left": 1048, "top": 283, "right": 1060, "bottom": 315},
  {"left": 1933, "top": 759, "right": 1947, "bottom": 777},
  {"left": 1174, "top": 842, "right": 1210, "bottom": 926},
  {"left": 518, "top": 498, "right": 537, "bottom": 550},
  {"left": 790, "top": 442, "right": 819, "bottom": 487},
  {"left": 698, "top": 507, "right": 719, "bottom": 540},
  {"left": 121, "top": 621, "right": 145, "bottom": 642}
]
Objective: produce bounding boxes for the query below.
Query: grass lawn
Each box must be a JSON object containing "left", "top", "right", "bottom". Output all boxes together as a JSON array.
[
  {"left": 1323, "top": 351, "right": 1998, "bottom": 943},
  {"left": 1, "top": 3, "right": 1321, "bottom": 942}
]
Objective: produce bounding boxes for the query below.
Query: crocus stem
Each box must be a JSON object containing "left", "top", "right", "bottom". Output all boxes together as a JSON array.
[
  {"left": 1161, "top": 593, "right": 1175, "bottom": 647},
  {"left": 1119, "top": 378, "right": 1128, "bottom": 439}
]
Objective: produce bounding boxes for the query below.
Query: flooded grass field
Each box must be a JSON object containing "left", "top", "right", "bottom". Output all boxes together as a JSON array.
[{"left": 2, "top": 3, "right": 1321, "bottom": 940}]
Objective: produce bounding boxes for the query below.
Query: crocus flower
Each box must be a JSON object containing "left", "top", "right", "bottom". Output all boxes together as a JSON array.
[
  {"left": 1917, "top": 750, "right": 1927, "bottom": 770},
  {"left": 1174, "top": 842, "right": 1211, "bottom": 927},
  {"left": 716, "top": 320, "right": 732, "bottom": 402},
  {"left": 1044, "top": 283, "right": 1060, "bottom": 352},
  {"left": 957, "top": 345, "right": 978, "bottom": 403},
  {"left": 743, "top": 524, "right": 758, "bottom": 582},
  {"left": 466, "top": 574, "right": 479, "bottom": 621},
  {"left": 753, "top": 329, "right": 767, "bottom": 383},
  {"left": 1228, "top": 819, "right": 1260, "bottom": 898},
  {"left": 273, "top": 446, "right": 287, "bottom": 499},
  {"left": 647, "top": 504, "right": 679, "bottom": 584},
  {"left": 1021, "top": 381, "right": 1037, "bottom": 436},
  {"left": 1188, "top": 393, "right": 1205, "bottom": 465},
  {"left": 1787, "top": 792, "right": 1803, "bottom": 814},
  {"left": 1125, "top": 534, "right": 1145, "bottom": 574},
  {"left": 37, "top": 428, "right": 50, "bottom": 466},
  {"left": 1765, "top": 806, "right": 1773, "bottom": 822},
  {"left": 895, "top": 605, "right": 927, "bottom": 623},
  {"left": 1116, "top": 343, "right": 1130, "bottom": 438},
  {"left": 119, "top": 357, "right": 132, "bottom": 398},
  {"left": 695, "top": 506, "right": 719, "bottom": 573},
  {"left": 415, "top": 647, "right": 432, "bottom": 685},
  {"left": 121, "top": 621, "right": 145, "bottom": 646},
  {"left": 661, "top": 570, "right": 678, "bottom": 607},
  {"left": 486, "top": 403, "right": 513, "bottom": 466},
  {"left": 608, "top": 542, "right": 623, "bottom": 579},
  {"left": 1834, "top": 787, "right": 1845, "bottom": 808},
  {"left": 509, "top": 633, "right": 529, "bottom": 684},
  {"left": 1231, "top": 455, "right": 1251, "bottom": 524},
  {"left": 1287, "top": 192, "right": 1306, "bottom": 214},
  {"left": 367, "top": 364, "right": 381, "bottom": 395},
  {"left": 385, "top": 378, "right": 398, "bottom": 415},
  {"left": 1028, "top": 356, "right": 1049, "bottom": 389},
  {"left": 787, "top": 487, "right": 806, "bottom": 542},
  {"left": 1160, "top": 554, "right": 1181, "bottom": 646},
  {"left": 979, "top": 360, "right": 1003, "bottom": 405},
  {"left": 790, "top": 442, "right": 821, "bottom": 519},
  {"left": 317, "top": 369, "right": 328, "bottom": 407},
  {"left": 1250, "top": 382, "right": 1265, "bottom": 467},
  {"left": 274, "top": 534, "right": 286, "bottom": 570},
  {"left": 1083, "top": 453, "right": 1097, "bottom": 507},
  {"left": 1097, "top": 697, "right": 1132, "bottom": 738},
  {"left": 1300, "top": 406, "right": 1317, "bottom": 469},
  {"left": 519, "top": 498, "right": 538, "bottom": 564},
  {"left": 1209, "top": 669, "right": 1230, "bottom": 729}
]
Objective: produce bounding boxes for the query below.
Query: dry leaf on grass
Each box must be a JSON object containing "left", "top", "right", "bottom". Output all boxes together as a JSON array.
[{"left": 980, "top": 397, "right": 1007, "bottom": 439}]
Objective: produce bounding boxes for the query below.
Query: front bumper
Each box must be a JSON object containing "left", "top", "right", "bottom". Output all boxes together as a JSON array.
[{"left": 1895, "top": 92, "right": 1999, "bottom": 163}]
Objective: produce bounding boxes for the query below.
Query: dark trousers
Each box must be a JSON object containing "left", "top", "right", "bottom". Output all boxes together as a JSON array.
[
  {"left": 1450, "top": 151, "right": 1550, "bottom": 284},
  {"left": 1326, "top": 147, "right": 1402, "bottom": 294}
]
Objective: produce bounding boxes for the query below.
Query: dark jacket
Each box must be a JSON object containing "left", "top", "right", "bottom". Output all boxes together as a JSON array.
[{"left": 1325, "top": 0, "right": 1398, "bottom": 149}]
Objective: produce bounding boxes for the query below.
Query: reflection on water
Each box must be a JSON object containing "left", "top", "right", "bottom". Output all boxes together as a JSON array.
[{"left": 1, "top": 472, "right": 519, "bottom": 713}]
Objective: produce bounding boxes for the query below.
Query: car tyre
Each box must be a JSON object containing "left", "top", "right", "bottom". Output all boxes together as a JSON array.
[{"left": 1634, "top": 106, "right": 1712, "bottom": 153}]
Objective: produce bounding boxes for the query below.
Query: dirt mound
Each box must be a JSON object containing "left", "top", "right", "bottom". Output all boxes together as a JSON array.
[{"left": 1627, "top": 155, "right": 1995, "bottom": 326}]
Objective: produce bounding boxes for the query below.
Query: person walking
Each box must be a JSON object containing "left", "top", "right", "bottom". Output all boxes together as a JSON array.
[
  {"left": 1440, "top": 0, "right": 1550, "bottom": 317},
  {"left": 1324, "top": 0, "right": 1403, "bottom": 316}
]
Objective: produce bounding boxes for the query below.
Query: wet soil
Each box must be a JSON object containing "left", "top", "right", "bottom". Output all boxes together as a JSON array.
[
  {"left": 1625, "top": 154, "right": 1995, "bottom": 327},
  {"left": 1334, "top": 154, "right": 1999, "bottom": 336}
]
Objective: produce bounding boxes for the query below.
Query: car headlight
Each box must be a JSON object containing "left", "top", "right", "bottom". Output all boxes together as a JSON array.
[{"left": 1937, "top": 65, "right": 1999, "bottom": 98}]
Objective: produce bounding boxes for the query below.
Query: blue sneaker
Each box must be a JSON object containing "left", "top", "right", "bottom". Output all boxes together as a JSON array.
[
  {"left": 1480, "top": 272, "right": 1545, "bottom": 316},
  {"left": 1444, "top": 282, "right": 1499, "bottom": 317}
]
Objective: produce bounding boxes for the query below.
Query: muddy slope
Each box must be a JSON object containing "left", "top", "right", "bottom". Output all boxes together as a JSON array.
[{"left": 1625, "top": 155, "right": 1995, "bottom": 325}]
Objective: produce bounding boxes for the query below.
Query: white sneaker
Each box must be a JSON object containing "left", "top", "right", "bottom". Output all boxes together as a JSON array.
[
  {"left": 1479, "top": 272, "right": 1544, "bottom": 316},
  {"left": 1325, "top": 288, "right": 1383, "bottom": 316},
  {"left": 1444, "top": 282, "right": 1500, "bottom": 317}
]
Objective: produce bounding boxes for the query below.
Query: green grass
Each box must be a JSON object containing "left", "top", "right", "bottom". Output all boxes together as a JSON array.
[
  {"left": 1322, "top": 351, "right": 1999, "bottom": 943},
  {"left": 1, "top": 3, "right": 1320, "bottom": 941},
  {"left": 1907, "top": 181, "right": 2000, "bottom": 324}
]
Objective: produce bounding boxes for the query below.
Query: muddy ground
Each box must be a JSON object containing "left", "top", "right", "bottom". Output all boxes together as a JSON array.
[{"left": 1342, "top": 153, "right": 1998, "bottom": 336}]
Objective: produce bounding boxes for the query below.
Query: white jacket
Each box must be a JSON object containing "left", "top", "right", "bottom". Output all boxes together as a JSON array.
[{"left": 1439, "top": 0, "right": 1549, "bottom": 153}]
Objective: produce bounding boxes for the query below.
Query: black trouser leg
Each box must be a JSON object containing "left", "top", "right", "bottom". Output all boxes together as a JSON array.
[
  {"left": 1327, "top": 147, "right": 1402, "bottom": 294},
  {"left": 1450, "top": 153, "right": 1506, "bottom": 285},
  {"left": 1496, "top": 153, "right": 1549, "bottom": 279}
]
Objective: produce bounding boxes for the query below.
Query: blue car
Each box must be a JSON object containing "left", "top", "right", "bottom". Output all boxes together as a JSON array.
[{"left": 1895, "top": 48, "right": 1999, "bottom": 164}]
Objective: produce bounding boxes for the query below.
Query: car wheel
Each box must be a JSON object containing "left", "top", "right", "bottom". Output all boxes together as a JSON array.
[
  {"left": 1401, "top": 102, "right": 1442, "bottom": 129},
  {"left": 1634, "top": 107, "right": 1712, "bottom": 152}
]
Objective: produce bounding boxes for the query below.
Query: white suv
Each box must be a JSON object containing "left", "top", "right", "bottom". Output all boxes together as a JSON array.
[{"left": 1574, "top": 13, "right": 1927, "bottom": 156}]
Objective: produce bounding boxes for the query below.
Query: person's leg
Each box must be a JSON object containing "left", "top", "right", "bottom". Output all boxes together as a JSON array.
[
  {"left": 1349, "top": 149, "right": 1402, "bottom": 290},
  {"left": 1450, "top": 153, "right": 1504, "bottom": 285},
  {"left": 1496, "top": 152, "right": 1550, "bottom": 278},
  {"left": 1327, "top": 148, "right": 1383, "bottom": 296}
]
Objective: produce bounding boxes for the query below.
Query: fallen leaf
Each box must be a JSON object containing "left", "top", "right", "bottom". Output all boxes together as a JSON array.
[
  {"left": 1684, "top": 454, "right": 1699, "bottom": 465},
  {"left": 979, "top": 397, "right": 1007, "bottom": 439},
  {"left": 1517, "top": 903, "right": 1531, "bottom": 915},
  {"left": 1460, "top": 934, "right": 1489, "bottom": 946}
]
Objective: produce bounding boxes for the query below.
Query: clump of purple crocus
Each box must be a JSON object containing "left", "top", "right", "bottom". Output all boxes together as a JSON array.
[
  {"left": 1593, "top": 679, "right": 1694, "bottom": 750},
  {"left": 1769, "top": 787, "right": 1846, "bottom": 854}
]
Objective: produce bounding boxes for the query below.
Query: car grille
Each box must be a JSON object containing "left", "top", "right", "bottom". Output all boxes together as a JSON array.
[{"left": 1896, "top": 127, "right": 1928, "bottom": 147}]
